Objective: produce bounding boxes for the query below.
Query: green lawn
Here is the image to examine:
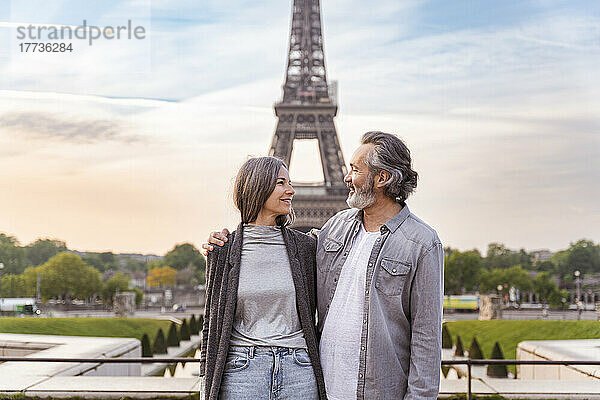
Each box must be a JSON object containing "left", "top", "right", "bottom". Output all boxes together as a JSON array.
[
  {"left": 0, "top": 318, "right": 172, "bottom": 342},
  {"left": 445, "top": 320, "right": 600, "bottom": 375}
]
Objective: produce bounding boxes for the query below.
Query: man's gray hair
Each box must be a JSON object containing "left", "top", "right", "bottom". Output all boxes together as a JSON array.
[{"left": 361, "top": 131, "right": 418, "bottom": 203}]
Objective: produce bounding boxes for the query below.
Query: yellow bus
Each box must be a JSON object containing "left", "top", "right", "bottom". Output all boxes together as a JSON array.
[{"left": 443, "top": 295, "right": 478, "bottom": 311}]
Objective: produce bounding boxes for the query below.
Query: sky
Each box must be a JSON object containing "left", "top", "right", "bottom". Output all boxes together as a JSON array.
[{"left": 0, "top": 0, "right": 598, "bottom": 255}]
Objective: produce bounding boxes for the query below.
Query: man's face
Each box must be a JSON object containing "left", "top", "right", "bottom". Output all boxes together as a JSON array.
[{"left": 345, "top": 143, "right": 376, "bottom": 209}]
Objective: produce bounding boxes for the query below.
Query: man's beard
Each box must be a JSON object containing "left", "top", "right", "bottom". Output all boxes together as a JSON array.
[{"left": 346, "top": 174, "right": 376, "bottom": 209}]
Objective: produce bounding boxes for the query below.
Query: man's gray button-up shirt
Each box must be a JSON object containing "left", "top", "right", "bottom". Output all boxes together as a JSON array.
[{"left": 316, "top": 206, "right": 444, "bottom": 400}]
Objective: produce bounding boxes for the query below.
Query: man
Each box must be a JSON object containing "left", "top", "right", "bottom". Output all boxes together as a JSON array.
[{"left": 204, "top": 131, "right": 443, "bottom": 400}]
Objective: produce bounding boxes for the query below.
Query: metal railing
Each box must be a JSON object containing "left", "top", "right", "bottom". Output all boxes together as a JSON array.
[
  {"left": 0, "top": 357, "right": 200, "bottom": 363},
  {"left": 442, "top": 359, "right": 600, "bottom": 400},
  {"left": 2, "top": 357, "right": 600, "bottom": 399}
]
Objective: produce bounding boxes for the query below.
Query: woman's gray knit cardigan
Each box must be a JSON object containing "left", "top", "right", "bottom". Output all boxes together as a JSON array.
[{"left": 199, "top": 224, "right": 327, "bottom": 400}]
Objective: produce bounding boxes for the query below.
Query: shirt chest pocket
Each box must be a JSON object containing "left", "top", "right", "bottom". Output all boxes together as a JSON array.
[
  {"left": 375, "top": 258, "right": 411, "bottom": 296},
  {"left": 317, "top": 238, "right": 343, "bottom": 273}
]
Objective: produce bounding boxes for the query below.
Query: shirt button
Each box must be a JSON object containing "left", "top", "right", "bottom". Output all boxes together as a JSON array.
[
  {"left": 363, "top": 319, "right": 367, "bottom": 324},
  {"left": 359, "top": 373, "right": 363, "bottom": 378},
  {"left": 368, "top": 262, "right": 373, "bottom": 267},
  {"left": 376, "top": 238, "right": 381, "bottom": 242},
  {"left": 365, "top": 290, "right": 369, "bottom": 295},
  {"left": 361, "top": 346, "right": 365, "bottom": 350},
  {"left": 392, "top": 268, "right": 397, "bottom": 273}
]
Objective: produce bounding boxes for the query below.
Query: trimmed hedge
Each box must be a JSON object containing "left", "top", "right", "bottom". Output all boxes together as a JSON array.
[
  {"left": 152, "top": 328, "right": 167, "bottom": 354},
  {"left": 180, "top": 319, "right": 191, "bottom": 341},
  {"left": 487, "top": 342, "right": 508, "bottom": 378},
  {"left": 442, "top": 324, "right": 453, "bottom": 349},
  {"left": 189, "top": 315, "right": 198, "bottom": 335},
  {"left": 167, "top": 322, "right": 180, "bottom": 347},
  {"left": 141, "top": 333, "right": 152, "bottom": 357},
  {"left": 454, "top": 335, "right": 465, "bottom": 357},
  {"left": 468, "top": 337, "right": 484, "bottom": 359}
]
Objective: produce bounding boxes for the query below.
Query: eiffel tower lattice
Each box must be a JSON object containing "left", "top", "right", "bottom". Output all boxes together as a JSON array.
[{"left": 269, "top": 0, "right": 348, "bottom": 231}]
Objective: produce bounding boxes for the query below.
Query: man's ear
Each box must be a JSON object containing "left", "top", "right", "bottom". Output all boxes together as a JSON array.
[{"left": 375, "top": 170, "right": 390, "bottom": 189}]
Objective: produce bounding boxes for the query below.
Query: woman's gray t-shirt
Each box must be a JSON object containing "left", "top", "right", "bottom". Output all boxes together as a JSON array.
[{"left": 229, "top": 224, "right": 307, "bottom": 349}]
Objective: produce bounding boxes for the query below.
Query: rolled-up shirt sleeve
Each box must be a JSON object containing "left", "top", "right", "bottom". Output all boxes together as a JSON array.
[{"left": 405, "top": 242, "right": 444, "bottom": 400}]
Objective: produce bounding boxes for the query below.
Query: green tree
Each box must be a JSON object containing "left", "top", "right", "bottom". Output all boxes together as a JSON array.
[
  {"left": 479, "top": 265, "right": 533, "bottom": 294},
  {"left": 533, "top": 260, "right": 556, "bottom": 273},
  {"left": 124, "top": 258, "right": 146, "bottom": 272},
  {"left": 80, "top": 266, "right": 103, "bottom": 300},
  {"left": 82, "top": 252, "right": 118, "bottom": 273},
  {"left": 444, "top": 249, "right": 483, "bottom": 294},
  {"left": 146, "top": 259, "right": 165, "bottom": 271},
  {"left": 0, "top": 233, "right": 27, "bottom": 275},
  {"left": 164, "top": 243, "right": 204, "bottom": 270},
  {"left": 552, "top": 249, "right": 570, "bottom": 284},
  {"left": 164, "top": 243, "right": 206, "bottom": 284},
  {"left": 22, "top": 266, "right": 41, "bottom": 297},
  {"left": 100, "top": 252, "right": 118, "bottom": 268},
  {"left": 37, "top": 252, "right": 102, "bottom": 300},
  {"left": 25, "top": 239, "right": 67, "bottom": 266},
  {"left": 485, "top": 243, "right": 532, "bottom": 270},
  {"left": 549, "top": 288, "right": 569, "bottom": 308},
  {"left": 176, "top": 267, "right": 195, "bottom": 286},
  {"left": 0, "top": 274, "right": 28, "bottom": 297},
  {"left": 444, "top": 247, "right": 458, "bottom": 258},
  {"left": 102, "top": 272, "right": 130, "bottom": 305},
  {"left": 567, "top": 239, "right": 600, "bottom": 275},
  {"left": 532, "top": 272, "right": 558, "bottom": 304},
  {"left": 82, "top": 253, "right": 105, "bottom": 272},
  {"left": 132, "top": 287, "right": 144, "bottom": 305}
]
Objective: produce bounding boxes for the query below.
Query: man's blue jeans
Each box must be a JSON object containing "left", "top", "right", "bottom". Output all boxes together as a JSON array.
[{"left": 219, "top": 345, "right": 318, "bottom": 400}]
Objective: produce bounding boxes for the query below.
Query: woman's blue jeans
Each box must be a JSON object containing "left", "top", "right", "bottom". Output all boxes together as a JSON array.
[{"left": 219, "top": 345, "right": 319, "bottom": 400}]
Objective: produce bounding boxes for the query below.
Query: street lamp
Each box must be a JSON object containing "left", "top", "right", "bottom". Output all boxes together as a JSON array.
[
  {"left": 0, "top": 262, "right": 4, "bottom": 298},
  {"left": 574, "top": 270, "right": 582, "bottom": 320},
  {"left": 0, "top": 262, "right": 4, "bottom": 313},
  {"left": 574, "top": 270, "right": 581, "bottom": 302}
]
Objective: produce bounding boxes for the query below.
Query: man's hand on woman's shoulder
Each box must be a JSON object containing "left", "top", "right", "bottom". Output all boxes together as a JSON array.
[{"left": 201, "top": 228, "right": 230, "bottom": 256}]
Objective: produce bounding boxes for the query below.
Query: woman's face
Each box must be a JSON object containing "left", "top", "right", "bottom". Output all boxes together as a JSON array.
[{"left": 262, "top": 166, "right": 295, "bottom": 217}]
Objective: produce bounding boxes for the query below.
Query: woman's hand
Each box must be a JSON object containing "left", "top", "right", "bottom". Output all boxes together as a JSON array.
[{"left": 201, "top": 228, "right": 230, "bottom": 255}]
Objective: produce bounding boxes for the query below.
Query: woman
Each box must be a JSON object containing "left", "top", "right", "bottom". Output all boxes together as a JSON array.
[{"left": 199, "top": 156, "right": 326, "bottom": 400}]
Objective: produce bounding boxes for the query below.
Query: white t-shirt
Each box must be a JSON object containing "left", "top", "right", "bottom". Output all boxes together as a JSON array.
[{"left": 319, "top": 224, "right": 379, "bottom": 400}]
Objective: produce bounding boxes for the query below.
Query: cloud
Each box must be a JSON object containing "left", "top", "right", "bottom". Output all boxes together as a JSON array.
[
  {"left": 0, "top": 0, "right": 598, "bottom": 253},
  {"left": 0, "top": 111, "right": 142, "bottom": 144}
]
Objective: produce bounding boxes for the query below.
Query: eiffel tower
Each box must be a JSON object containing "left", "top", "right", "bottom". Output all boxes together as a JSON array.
[{"left": 269, "top": 0, "right": 348, "bottom": 231}]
